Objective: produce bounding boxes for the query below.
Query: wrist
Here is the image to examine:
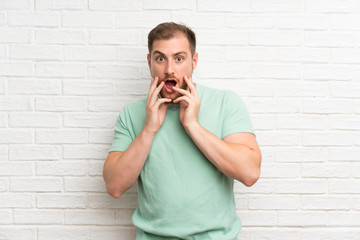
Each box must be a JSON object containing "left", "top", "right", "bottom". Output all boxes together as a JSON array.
[
  {"left": 184, "top": 121, "right": 201, "bottom": 135},
  {"left": 141, "top": 127, "right": 157, "bottom": 139}
]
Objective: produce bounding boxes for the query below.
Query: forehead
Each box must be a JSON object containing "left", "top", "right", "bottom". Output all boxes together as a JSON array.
[{"left": 151, "top": 33, "right": 191, "bottom": 55}]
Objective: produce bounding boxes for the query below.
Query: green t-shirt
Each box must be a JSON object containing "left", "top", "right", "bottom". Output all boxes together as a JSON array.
[{"left": 110, "top": 84, "right": 254, "bottom": 240}]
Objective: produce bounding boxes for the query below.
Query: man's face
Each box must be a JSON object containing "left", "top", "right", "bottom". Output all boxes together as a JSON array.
[{"left": 147, "top": 33, "right": 198, "bottom": 101}]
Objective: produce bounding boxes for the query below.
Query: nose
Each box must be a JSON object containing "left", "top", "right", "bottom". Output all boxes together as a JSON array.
[{"left": 165, "top": 60, "right": 175, "bottom": 75}]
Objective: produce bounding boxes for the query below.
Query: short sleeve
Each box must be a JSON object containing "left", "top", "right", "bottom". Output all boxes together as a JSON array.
[
  {"left": 109, "top": 109, "right": 133, "bottom": 152},
  {"left": 221, "top": 91, "right": 255, "bottom": 139}
]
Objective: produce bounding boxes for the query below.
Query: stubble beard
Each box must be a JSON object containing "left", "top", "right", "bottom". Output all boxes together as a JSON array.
[{"left": 158, "top": 76, "right": 188, "bottom": 102}]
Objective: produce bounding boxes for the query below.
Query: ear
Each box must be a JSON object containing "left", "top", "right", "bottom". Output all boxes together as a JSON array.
[
  {"left": 147, "top": 54, "right": 151, "bottom": 69},
  {"left": 192, "top": 52, "right": 198, "bottom": 70}
]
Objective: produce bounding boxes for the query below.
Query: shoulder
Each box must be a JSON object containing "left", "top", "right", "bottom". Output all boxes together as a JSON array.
[{"left": 119, "top": 97, "right": 147, "bottom": 120}]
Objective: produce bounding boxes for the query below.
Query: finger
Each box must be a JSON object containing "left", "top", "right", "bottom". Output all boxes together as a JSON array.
[
  {"left": 147, "top": 76, "right": 159, "bottom": 103},
  {"left": 172, "top": 86, "right": 192, "bottom": 98},
  {"left": 149, "top": 81, "right": 164, "bottom": 105},
  {"left": 154, "top": 97, "right": 172, "bottom": 109},
  {"left": 184, "top": 76, "right": 197, "bottom": 96},
  {"left": 173, "top": 96, "right": 192, "bottom": 105}
]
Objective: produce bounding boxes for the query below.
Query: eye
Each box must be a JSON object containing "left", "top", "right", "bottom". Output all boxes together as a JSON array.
[
  {"left": 156, "top": 56, "right": 165, "bottom": 62},
  {"left": 176, "top": 56, "right": 183, "bottom": 62}
]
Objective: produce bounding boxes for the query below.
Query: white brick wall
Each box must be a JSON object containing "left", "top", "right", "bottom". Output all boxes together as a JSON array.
[{"left": 1, "top": 0, "right": 359, "bottom": 239}]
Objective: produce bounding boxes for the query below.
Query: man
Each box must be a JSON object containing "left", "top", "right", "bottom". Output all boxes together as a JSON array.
[{"left": 103, "top": 22, "right": 261, "bottom": 240}]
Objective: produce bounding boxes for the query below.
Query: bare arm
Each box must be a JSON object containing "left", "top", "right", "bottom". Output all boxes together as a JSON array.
[
  {"left": 173, "top": 76, "right": 261, "bottom": 186},
  {"left": 103, "top": 77, "right": 171, "bottom": 198}
]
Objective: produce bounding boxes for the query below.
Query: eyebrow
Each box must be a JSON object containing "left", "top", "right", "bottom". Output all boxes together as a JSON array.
[{"left": 152, "top": 50, "right": 188, "bottom": 56}]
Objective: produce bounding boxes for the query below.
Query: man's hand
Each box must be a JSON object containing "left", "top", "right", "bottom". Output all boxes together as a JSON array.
[
  {"left": 143, "top": 76, "right": 171, "bottom": 135},
  {"left": 173, "top": 76, "right": 201, "bottom": 131}
]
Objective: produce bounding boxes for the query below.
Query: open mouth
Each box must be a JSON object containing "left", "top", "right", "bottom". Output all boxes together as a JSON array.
[{"left": 164, "top": 79, "right": 177, "bottom": 93}]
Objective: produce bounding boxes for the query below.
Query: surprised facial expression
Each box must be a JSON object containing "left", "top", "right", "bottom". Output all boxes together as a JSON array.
[{"left": 147, "top": 33, "right": 198, "bottom": 101}]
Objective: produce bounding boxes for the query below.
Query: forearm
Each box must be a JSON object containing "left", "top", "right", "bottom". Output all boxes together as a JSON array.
[
  {"left": 103, "top": 129, "right": 155, "bottom": 198},
  {"left": 185, "top": 123, "right": 261, "bottom": 186}
]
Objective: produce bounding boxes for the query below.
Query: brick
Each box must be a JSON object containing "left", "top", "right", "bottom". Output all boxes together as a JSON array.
[
  {"left": 144, "top": 0, "right": 194, "bottom": 10},
  {"left": 89, "top": 129, "right": 114, "bottom": 144},
  {"left": 333, "top": 48, "right": 360, "bottom": 63},
  {"left": 302, "top": 196, "right": 350, "bottom": 210},
  {"left": 64, "top": 113, "right": 117, "bottom": 128},
  {"left": 277, "top": 115, "right": 327, "bottom": 130},
  {"left": 10, "top": 113, "right": 60, "bottom": 128},
  {"left": 304, "top": 64, "right": 356, "bottom": 81},
  {"left": 88, "top": 193, "right": 138, "bottom": 208},
  {"left": 89, "top": 160, "right": 103, "bottom": 176},
  {"left": 226, "top": 80, "right": 274, "bottom": 97},
  {"left": 353, "top": 196, "right": 360, "bottom": 210},
  {"left": 225, "top": 47, "right": 276, "bottom": 61},
  {"left": 8, "top": 78, "right": 61, "bottom": 95},
  {"left": 252, "top": 0, "right": 302, "bottom": 12},
  {"left": 329, "top": 179, "right": 360, "bottom": 193},
  {"left": 0, "top": 146, "right": 8, "bottom": 161},
  {"left": 37, "top": 161, "right": 88, "bottom": 176},
  {"left": 65, "top": 177, "right": 106, "bottom": 192},
  {"left": 276, "top": 179, "right": 326, "bottom": 194},
  {"left": 62, "top": 12, "right": 113, "bottom": 28},
  {"left": 237, "top": 210, "right": 277, "bottom": 226},
  {"left": 0, "top": 28, "right": 31, "bottom": 43},
  {"left": 305, "top": 32, "right": 356, "bottom": 47},
  {"left": 302, "top": 99, "right": 353, "bottom": 114},
  {"left": 64, "top": 46, "right": 116, "bottom": 61},
  {"left": 36, "top": 97, "right": 87, "bottom": 112},
  {"left": 116, "top": 46, "right": 147, "bottom": 62},
  {"left": 235, "top": 179, "right": 274, "bottom": 194},
  {"left": 197, "top": 30, "right": 249, "bottom": 46},
  {"left": 0, "top": 129, "right": 33, "bottom": 144},
  {"left": 88, "top": 64, "right": 146, "bottom": 79},
  {"left": 37, "top": 193, "right": 87, "bottom": 209},
  {"left": 35, "top": 29, "right": 87, "bottom": 44},
  {"left": 0, "top": 227, "right": 36, "bottom": 240},
  {"left": 10, "top": 44, "right": 62, "bottom": 60},
  {"left": 36, "top": 0, "right": 87, "bottom": 10},
  {"left": 328, "top": 147, "right": 360, "bottom": 161},
  {"left": 65, "top": 210, "right": 115, "bottom": 225},
  {"left": 36, "top": 63, "right": 86, "bottom": 78},
  {"left": 353, "top": 164, "right": 360, "bottom": 177},
  {"left": 328, "top": 212, "right": 360, "bottom": 226},
  {"left": 0, "top": 210, "right": 11, "bottom": 224},
  {"left": 63, "top": 80, "right": 116, "bottom": 96},
  {"left": 249, "top": 195, "right": 299, "bottom": 210},
  {"left": 10, "top": 145, "right": 61, "bottom": 160},
  {"left": 276, "top": 147, "right": 327, "bottom": 162},
  {"left": 0, "top": 178, "right": 8, "bottom": 191},
  {"left": 251, "top": 64, "right": 301, "bottom": 79},
  {"left": 89, "top": 0, "right": 141, "bottom": 11},
  {"left": 248, "top": 98, "right": 300, "bottom": 113},
  {"left": 0, "top": 44, "right": 6, "bottom": 59},
  {"left": 275, "top": 81, "right": 328, "bottom": 97},
  {"left": 278, "top": 15, "right": 328, "bottom": 30},
  {"left": 0, "top": 162, "right": 33, "bottom": 176},
  {"left": 115, "top": 81, "right": 149, "bottom": 96},
  {"left": 198, "top": 0, "right": 250, "bottom": 12},
  {"left": 13, "top": 209, "right": 64, "bottom": 224},
  {"left": 246, "top": 228, "right": 300, "bottom": 240},
  {"left": 225, "top": 16, "right": 274, "bottom": 29},
  {"left": 10, "top": 177, "right": 62, "bottom": 192},
  {"left": 8, "top": 11, "right": 60, "bottom": 27},
  {"left": 278, "top": 211, "right": 327, "bottom": 226},
  {"left": 278, "top": 47, "right": 330, "bottom": 63},
  {"left": 36, "top": 129, "right": 88, "bottom": 144},
  {"left": 332, "top": 15, "right": 360, "bottom": 30},
  {"left": 0, "top": 193, "right": 34, "bottom": 208},
  {"left": 0, "top": 96, "right": 34, "bottom": 111},
  {"left": 331, "top": 84, "right": 360, "bottom": 98},
  {"left": 302, "top": 228, "right": 360, "bottom": 240},
  {"left": 330, "top": 116, "right": 360, "bottom": 130},
  {"left": 251, "top": 115, "right": 276, "bottom": 130},
  {"left": 63, "top": 145, "right": 109, "bottom": 159},
  {"left": 0, "top": 13, "right": 5, "bottom": 26},
  {"left": 302, "top": 131, "right": 354, "bottom": 146},
  {"left": 305, "top": 0, "right": 357, "bottom": 13},
  {"left": 250, "top": 31, "right": 301, "bottom": 46},
  {"left": 115, "top": 13, "right": 171, "bottom": 28},
  {"left": 90, "top": 226, "right": 136, "bottom": 240},
  {"left": 0, "top": 0, "right": 33, "bottom": 10},
  {"left": 88, "top": 97, "right": 143, "bottom": 112},
  {"left": 198, "top": 62, "right": 249, "bottom": 79},
  {"left": 260, "top": 163, "right": 300, "bottom": 178},
  {"left": 115, "top": 209, "right": 136, "bottom": 225},
  {"left": 0, "top": 113, "right": 6, "bottom": 127},
  {"left": 302, "top": 163, "right": 351, "bottom": 178},
  {"left": 0, "top": 62, "right": 33, "bottom": 77},
  {"left": 38, "top": 226, "right": 89, "bottom": 240},
  {"left": 90, "top": 30, "right": 141, "bottom": 45}
]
